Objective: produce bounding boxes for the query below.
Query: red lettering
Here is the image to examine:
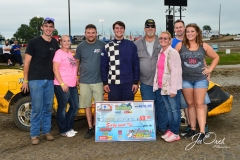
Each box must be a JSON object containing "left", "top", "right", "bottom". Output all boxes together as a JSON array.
[
  {"left": 189, "top": 58, "right": 197, "bottom": 64},
  {"left": 99, "top": 136, "right": 108, "bottom": 140}
]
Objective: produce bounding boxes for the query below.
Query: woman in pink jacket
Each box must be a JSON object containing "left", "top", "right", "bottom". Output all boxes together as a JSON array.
[{"left": 153, "top": 31, "right": 182, "bottom": 142}]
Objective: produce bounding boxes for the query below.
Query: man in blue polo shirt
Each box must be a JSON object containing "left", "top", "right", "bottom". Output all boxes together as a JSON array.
[{"left": 12, "top": 40, "right": 24, "bottom": 66}]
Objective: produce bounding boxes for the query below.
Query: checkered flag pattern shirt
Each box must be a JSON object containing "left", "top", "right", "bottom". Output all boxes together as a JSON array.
[{"left": 105, "top": 42, "right": 121, "bottom": 84}]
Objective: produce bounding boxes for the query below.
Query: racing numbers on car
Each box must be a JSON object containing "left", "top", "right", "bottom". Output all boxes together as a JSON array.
[{"left": 18, "top": 78, "right": 24, "bottom": 84}]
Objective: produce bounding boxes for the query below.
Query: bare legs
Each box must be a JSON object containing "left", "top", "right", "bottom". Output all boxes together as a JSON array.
[
  {"left": 182, "top": 88, "right": 207, "bottom": 133},
  {"left": 85, "top": 107, "right": 93, "bottom": 128}
]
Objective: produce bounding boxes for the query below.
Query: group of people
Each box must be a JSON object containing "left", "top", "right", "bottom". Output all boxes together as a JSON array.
[
  {"left": 21, "top": 17, "right": 219, "bottom": 145},
  {"left": 2, "top": 40, "right": 24, "bottom": 66}
]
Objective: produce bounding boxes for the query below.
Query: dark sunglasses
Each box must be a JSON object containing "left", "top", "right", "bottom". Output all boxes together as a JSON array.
[
  {"left": 159, "top": 37, "right": 169, "bottom": 40},
  {"left": 145, "top": 25, "right": 156, "bottom": 28}
]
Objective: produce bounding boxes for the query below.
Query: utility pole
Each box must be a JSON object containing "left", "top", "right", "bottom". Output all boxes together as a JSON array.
[
  {"left": 68, "top": 0, "right": 71, "bottom": 48},
  {"left": 100, "top": 19, "right": 104, "bottom": 36},
  {"left": 218, "top": 4, "right": 221, "bottom": 50}
]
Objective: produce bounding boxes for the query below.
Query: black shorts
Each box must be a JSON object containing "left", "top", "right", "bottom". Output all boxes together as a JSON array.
[{"left": 3, "top": 53, "right": 11, "bottom": 61}]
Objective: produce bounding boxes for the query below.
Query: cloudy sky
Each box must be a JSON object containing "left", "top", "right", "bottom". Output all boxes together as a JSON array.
[{"left": 0, "top": 0, "right": 239, "bottom": 39}]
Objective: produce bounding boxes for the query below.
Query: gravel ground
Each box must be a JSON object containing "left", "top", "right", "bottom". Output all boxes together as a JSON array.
[{"left": 0, "top": 67, "right": 239, "bottom": 160}]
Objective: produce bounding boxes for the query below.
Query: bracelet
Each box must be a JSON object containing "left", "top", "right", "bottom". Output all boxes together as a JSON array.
[
  {"left": 23, "top": 80, "right": 28, "bottom": 83},
  {"left": 60, "top": 83, "right": 64, "bottom": 86}
]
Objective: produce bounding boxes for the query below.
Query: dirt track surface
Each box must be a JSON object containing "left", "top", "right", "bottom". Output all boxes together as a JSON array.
[{"left": 0, "top": 67, "right": 240, "bottom": 160}]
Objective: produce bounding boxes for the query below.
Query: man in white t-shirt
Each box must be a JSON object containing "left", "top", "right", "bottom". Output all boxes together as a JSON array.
[{"left": 2, "top": 41, "right": 12, "bottom": 65}]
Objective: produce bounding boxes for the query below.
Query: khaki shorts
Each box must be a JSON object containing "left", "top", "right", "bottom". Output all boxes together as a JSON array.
[{"left": 79, "top": 82, "right": 103, "bottom": 108}]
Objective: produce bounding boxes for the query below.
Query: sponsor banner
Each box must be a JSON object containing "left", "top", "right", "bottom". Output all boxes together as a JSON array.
[
  {"left": 202, "top": 30, "right": 219, "bottom": 38},
  {"left": 95, "top": 100, "right": 156, "bottom": 142}
]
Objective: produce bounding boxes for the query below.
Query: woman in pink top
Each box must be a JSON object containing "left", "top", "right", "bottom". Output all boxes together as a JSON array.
[
  {"left": 53, "top": 35, "right": 78, "bottom": 137},
  {"left": 153, "top": 31, "right": 182, "bottom": 142}
]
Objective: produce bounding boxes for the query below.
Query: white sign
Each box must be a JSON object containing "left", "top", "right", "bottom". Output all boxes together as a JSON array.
[{"left": 202, "top": 30, "right": 219, "bottom": 38}]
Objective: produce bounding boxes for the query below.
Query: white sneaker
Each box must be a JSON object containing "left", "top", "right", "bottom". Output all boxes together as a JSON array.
[
  {"left": 165, "top": 133, "right": 180, "bottom": 142},
  {"left": 21, "top": 64, "right": 24, "bottom": 66},
  {"left": 61, "top": 131, "right": 76, "bottom": 137},
  {"left": 161, "top": 130, "right": 171, "bottom": 139},
  {"left": 70, "top": 129, "right": 78, "bottom": 134}
]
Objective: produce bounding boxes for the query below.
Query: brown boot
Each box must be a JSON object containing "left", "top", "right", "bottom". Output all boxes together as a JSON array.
[
  {"left": 31, "top": 137, "right": 40, "bottom": 145},
  {"left": 44, "top": 133, "right": 55, "bottom": 141}
]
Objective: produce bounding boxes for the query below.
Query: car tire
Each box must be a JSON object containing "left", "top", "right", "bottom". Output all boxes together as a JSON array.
[{"left": 12, "top": 96, "right": 31, "bottom": 132}]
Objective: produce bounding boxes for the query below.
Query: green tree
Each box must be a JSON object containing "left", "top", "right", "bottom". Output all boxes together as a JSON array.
[
  {"left": 29, "top": 17, "right": 44, "bottom": 37},
  {"left": 52, "top": 29, "right": 58, "bottom": 36},
  {"left": 0, "top": 33, "right": 4, "bottom": 38},
  {"left": 13, "top": 16, "right": 59, "bottom": 43},
  {"left": 203, "top": 25, "right": 212, "bottom": 32},
  {"left": 13, "top": 24, "right": 32, "bottom": 43}
]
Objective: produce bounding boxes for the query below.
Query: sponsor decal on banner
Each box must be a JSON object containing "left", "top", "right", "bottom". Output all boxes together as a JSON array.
[{"left": 95, "top": 101, "right": 156, "bottom": 142}]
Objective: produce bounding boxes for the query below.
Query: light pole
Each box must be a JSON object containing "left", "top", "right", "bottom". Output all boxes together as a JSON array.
[
  {"left": 218, "top": 4, "right": 221, "bottom": 50},
  {"left": 68, "top": 0, "right": 71, "bottom": 48},
  {"left": 165, "top": 6, "right": 186, "bottom": 37},
  {"left": 99, "top": 19, "right": 104, "bottom": 36},
  {"left": 36, "top": 15, "right": 40, "bottom": 36}
]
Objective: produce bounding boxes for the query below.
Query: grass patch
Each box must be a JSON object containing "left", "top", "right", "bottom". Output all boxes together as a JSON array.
[
  {"left": 206, "top": 52, "right": 240, "bottom": 65},
  {"left": 216, "top": 51, "right": 226, "bottom": 55}
]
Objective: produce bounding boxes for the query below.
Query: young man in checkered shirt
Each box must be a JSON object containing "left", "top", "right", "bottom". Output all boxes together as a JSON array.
[{"left": 101, "top": 21, "right": 140, "bottom": 101}]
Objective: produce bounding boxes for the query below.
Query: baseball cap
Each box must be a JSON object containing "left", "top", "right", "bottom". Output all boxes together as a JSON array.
[
  {"left": 42, "top": 17, "right": 55, "bottom": 25},
  {"left": 145, "top": 19, "right": 155, "bottom": 26}
]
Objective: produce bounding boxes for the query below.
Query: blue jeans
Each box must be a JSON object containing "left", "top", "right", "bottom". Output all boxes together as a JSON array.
[
  {"left": 54, "top": 85, "right": 79, "bottom": 134},
  {"left": 162, "top": 90, "right": 181, "bottom": 135},
  {"left": 180, "top": 91, "right": 188, "bottom": 109},
  {"left": 14, "top": 54, "right": 23, "bottom": 65},
  {"left": 28, "top": 80, "right": 54, "bottom": 137},
  {"left": 140, "top": 83, "right": 168, "bottom": 131}
]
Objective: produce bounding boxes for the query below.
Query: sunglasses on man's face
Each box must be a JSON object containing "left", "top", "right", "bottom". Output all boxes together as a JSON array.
[
  {"left": 159, "top": 37, "right": 169, "bottom": 40},
  {"left": 145, "top": 25, "right": 156, "bottom": 28}
]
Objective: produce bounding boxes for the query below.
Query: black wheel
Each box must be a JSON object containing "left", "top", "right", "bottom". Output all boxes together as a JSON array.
[{"left": 12, "top": 96, "right": 31, "bottom": 131}]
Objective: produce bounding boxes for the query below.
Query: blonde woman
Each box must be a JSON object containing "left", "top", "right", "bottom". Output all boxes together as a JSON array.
[
  {"left": 153, "top": 31, "right": 182, "bottom": 142},
  {"left": 53, "top": 35, "right": 79, "bottom": 137}
]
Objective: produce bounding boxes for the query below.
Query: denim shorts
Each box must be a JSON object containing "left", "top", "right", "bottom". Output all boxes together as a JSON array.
[{"left": 182, "top": 80, "right": 209, "bottom": 89}]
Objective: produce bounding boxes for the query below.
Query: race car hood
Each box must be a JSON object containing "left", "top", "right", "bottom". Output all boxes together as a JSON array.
[{"left": 0, "top": 69, "right": 23, "bottom": 75}]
